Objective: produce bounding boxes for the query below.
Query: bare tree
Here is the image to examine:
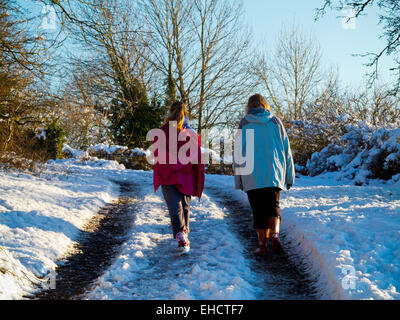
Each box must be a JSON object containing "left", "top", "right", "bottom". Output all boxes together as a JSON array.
[
  {"left": 345, "top": 83, "right": 400, "bottom": 126},
  {"left": 45, "top": 0, "right": 164, "bottom": 147},
  {"left": 255, "top": 23, "right": 336, "bottom": 120},
  {"left": 316, "top": 0, "right": 400, "bottom": 93},
  {"left": 0, "top": 1, "right": 52, "bottom": 75},
  {"left": 140, "top": 0, "right": 255, "bottom": 133},
  {"left": 38, "top": 0, "right": 256, "bottom": 138},
  {"left": 54, "top": 63, "right": 113, "bottom": 148},
  {"left": 138, "top": 0, "right": 194, "bottom": 109},
  {"left": 0, "top": 0, "right": 54, "bottom": 153}
]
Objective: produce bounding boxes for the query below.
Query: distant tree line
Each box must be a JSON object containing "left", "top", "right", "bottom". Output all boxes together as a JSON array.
[{"left": 0, "top": 0, "right": 399, "bottom": 167}]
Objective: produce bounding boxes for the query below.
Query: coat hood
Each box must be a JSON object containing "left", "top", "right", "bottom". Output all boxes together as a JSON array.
[
  {"left": 183, "top": 116, "right": 194, "bottom": 131},
  {"left": 244, "top": 107, "right": 274, "bottom": 125}
]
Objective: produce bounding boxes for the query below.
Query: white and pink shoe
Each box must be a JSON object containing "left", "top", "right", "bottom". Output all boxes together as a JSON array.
[{"left": 176, "top": 231, "right": 190, "bottom": 255}]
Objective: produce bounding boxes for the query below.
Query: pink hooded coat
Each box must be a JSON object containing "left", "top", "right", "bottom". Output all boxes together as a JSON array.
[{"left": 153, "top": 123, "right": 205, "bottom": 199}]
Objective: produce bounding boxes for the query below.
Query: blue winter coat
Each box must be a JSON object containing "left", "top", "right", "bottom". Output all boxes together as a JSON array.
[{"left": 234, "top": 108, "right": 295, "bottom": 192}]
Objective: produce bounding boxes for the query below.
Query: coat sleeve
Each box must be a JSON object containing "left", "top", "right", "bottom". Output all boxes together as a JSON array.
[
  {"left": 281, "top": 121, "right": 295, "bottom": 186},
  {"left": 284, "top": 134, "right": 295, "bottom": 185},
  {"left": 273, "top": 117, "right": 295, "bottom": 186},
  {"left": 194, "top": 134, "right": 205, "bottom": 198},
  {"left": 233, "top": 119, "right": 246, "bottom": 190}
]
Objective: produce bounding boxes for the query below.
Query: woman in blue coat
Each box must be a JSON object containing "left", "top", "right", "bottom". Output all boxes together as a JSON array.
[{"left": 234, "top": 94, "right": 295, "bottom": 255}]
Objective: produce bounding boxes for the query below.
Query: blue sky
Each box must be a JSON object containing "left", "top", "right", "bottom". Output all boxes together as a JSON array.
[
  {"left": 25, "top": 0, "right": 395, "bottom": 88},
  {"left": 243, "top": 0, "right": 394, "bottom": 87}
]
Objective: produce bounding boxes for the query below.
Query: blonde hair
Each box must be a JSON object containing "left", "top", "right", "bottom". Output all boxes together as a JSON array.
[
  {"left": 165, "top": 101, "right": 188, "bottom": 130},
  {"left": 246, "top": 94, "right": 270, "bottom": 114}
]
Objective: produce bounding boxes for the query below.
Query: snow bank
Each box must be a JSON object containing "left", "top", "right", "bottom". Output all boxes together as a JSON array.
[
  {"left": 89, "top": 143, "right": 128, "bottom": 155},
  {"left": 205, "top": 174, "right": 400, "bottom": 300},
  {"left": 307, "top": 125, "right": 400, "bottom": 185},
  {"left": 0, "top": 157, "right": 126, "bottom": 299},
  {"left": 130, "top": 148, "right": 151, "bottom": 157},
  {"left": 62, "top": 144, "right": 89, "bottom": 160}
]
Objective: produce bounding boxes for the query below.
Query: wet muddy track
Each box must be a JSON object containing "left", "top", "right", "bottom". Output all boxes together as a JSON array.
[
  {"left": 34, "top": 181, "right": 138, "bottom": 300},
  {"left": 205, "top": 186, "right": 319, "bottom": 300}
]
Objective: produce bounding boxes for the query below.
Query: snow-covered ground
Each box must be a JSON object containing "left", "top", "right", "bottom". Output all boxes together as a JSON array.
[
  {"left": 86, "top": 171, "right": 261, "bottom": 300},
  {"left": 0, "top": 158, "right": 126, "bottom": 299},
  {"left": 1, "top": 158, "right": 399, "bottom": 300},
  {"left": 206, "top": 174, "right": 400, "bottom": 300}
]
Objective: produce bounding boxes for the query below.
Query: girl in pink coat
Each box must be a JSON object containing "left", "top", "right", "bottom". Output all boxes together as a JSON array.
[{"left": 153, "top": 102, "right": 205, "bottom": 255}]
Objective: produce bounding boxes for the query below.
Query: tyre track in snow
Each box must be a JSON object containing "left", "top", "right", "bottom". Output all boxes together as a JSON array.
[
  {"left": 33, "top": 174, "right": 318, "bottom": 299},
  {"left": 205, "top": 185, "right": 319, "bottom": 300},
  {"left": 85, "top": 176, "right": 262, "bottom": 300},
  {"left": 85, "top": 174, "right": 319, "bottom": 300},
  {"left": 34, "top": 181, "right": 139, "bottom": 300}
]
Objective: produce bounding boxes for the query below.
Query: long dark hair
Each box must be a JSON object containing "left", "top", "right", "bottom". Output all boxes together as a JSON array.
[{"left": 246, "top": 94, "right": 270, "bottom": 114}]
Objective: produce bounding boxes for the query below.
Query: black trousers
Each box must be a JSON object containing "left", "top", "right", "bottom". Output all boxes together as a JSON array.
[{"left": 246, "top": 187, "right": 281, "bottom": 229}]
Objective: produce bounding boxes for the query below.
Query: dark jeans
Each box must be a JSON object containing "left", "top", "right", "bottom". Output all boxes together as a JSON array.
[
  {"left": 161, "top": 185, "right": 191, "bottom": 238},
  {"left": 246, "top": 187, "right": 281, "bottom": 229}
]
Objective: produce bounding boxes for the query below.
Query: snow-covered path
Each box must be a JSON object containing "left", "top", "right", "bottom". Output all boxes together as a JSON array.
[
  {"left": 205, "top": 174, "right": 400, "bottom": 300},
  {"left": 85, "top": 172, "right": 317, "bottom": 300},
  {"left": 2, "top": 159, "right": 399, "bottom": 300},
  {"left": 36, "top": 181, "right": 140, "bottom": 299},
  {"left": 204, "top": 185, "right": 317, "bottom": 299},
  {"left": 86, "top": 172, "right": 263, "bottom": 300},
  {"left": 85, "top": 171, "right": 400, "bottom": 300}
]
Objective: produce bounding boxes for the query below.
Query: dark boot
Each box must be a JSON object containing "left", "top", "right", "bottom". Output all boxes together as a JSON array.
[
  {"left": 268, "top": 217, "right": 284, "bottom": 254},
  {"left": 255, "top": 229, "right": 269, "bottom": 256}
]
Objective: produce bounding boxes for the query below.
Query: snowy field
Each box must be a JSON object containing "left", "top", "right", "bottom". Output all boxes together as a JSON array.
[{"left": 1, "top": 158, "right": 399, "bottom": 300}]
